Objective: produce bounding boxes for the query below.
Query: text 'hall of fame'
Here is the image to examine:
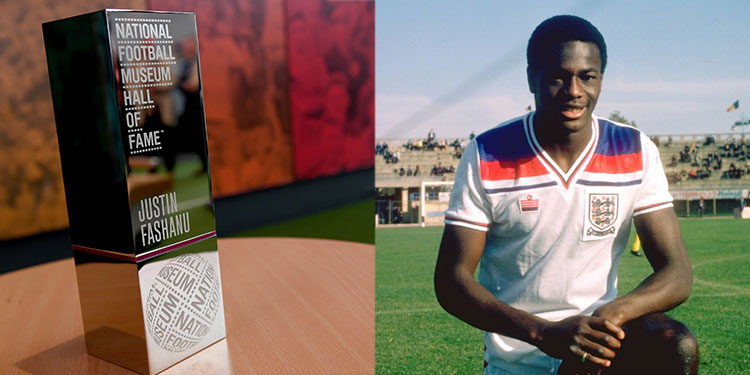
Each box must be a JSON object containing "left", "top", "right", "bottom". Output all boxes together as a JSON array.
[{"left": 115, "top": 19, "right": 176, "bottom": 154}]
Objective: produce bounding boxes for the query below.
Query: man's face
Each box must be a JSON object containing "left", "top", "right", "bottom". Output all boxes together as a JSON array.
[{"left": 528, "top": 41, "right": 603, "bottom": 134}]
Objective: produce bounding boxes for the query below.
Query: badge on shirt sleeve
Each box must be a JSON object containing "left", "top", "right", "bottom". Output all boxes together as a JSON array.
[
  {"left": 519, "top": 194, "right": 540, "bottom": 213},
  {"left": 583, "top": 193, "right": 618, "bottom": 241}
]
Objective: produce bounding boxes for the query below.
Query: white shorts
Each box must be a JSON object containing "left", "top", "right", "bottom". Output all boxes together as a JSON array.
[{"left": 484, "top": 355, "right": 562, "bottom": 375}]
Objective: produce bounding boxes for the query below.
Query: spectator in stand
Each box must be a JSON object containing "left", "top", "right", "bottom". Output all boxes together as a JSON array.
[
  {"left": 704, "top": 153, "right": 719, "bottom": 169},
  {"left": 431, "top": 163, "right": 441, "bottom": 176},
  {"left": 393, "top": 150, "right": 400, "bottom": 164},
  {"left": 669, "top": 155, "right": 677, "bottom": 167},
  {"left": 679, "top": 148, "right": 690, "bottom": 163},
  {"left": 680, "top": 144, "right": 692, "bottom": 162},
  {"left": 437, "top": 138, "right": 447, "bottom": 151},
  {"left": 384, "top": 150, "right": 392, "bottom": 163},
  {"left": 414, "top": 165, "right": 421, "bottom": 176},
  {"left": 399, "top": 166, "right": 406, "bottom": 176},
  {"left": 698, "top": 198, "right": 705, "bottom": 218},
  {"left": 666, "top": 136, "right": 673, "bottom": 147},
  {"left": 416, "top": 139, "right": 424, "bottom": 151},
  {"left": 435, "top": 162, "right": 454, "bottom": 176},
  {"left": 469, "top": 131, "right": 475, "bottom": 140},
  {"left": 451, "top": 138, "right": 462, "bottom": 151},
  {"left": 703, "top": 136, "right": 715, "bottom": 146},
  {"left": 407, "top": 166, "right": 413, "bottom": 176},
  {"left": 721, "top": 142, "right": 731, "bottom": 157},
  {"left": 426, "top": 129, "right": 437, "bottom": 150},
  {"left": 725, "top": 163, "right": 741, "bottom": 179}
]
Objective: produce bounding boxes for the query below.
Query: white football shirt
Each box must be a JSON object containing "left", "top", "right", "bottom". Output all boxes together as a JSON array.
[{"left": 445, "top": 112, "right": 673, "bottom": 374}]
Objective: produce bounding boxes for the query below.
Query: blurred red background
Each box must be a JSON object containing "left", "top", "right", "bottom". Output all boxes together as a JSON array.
[{"left": 0, "top": 0, "right": 374, "bottom": 240}]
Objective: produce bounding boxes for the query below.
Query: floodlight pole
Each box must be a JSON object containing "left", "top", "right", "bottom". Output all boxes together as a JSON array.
[{"left": 732, "top": 113, "right": 750, "bottom": 136}]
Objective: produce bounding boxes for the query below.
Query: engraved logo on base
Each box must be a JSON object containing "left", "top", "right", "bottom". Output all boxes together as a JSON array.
[{"left": 145, "top": 254, "right": 221, "bottom": 353}]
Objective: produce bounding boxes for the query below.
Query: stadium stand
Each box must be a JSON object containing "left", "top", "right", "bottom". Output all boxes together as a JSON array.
[
  {"left": 375, "top": 139, "right": 462, "bottom": 186},
  {"left": 376, "top": 133, "right": 750, "bottom": 225},
  {"left": 659, "top": 134, "right": 749, "bottom": 188}
]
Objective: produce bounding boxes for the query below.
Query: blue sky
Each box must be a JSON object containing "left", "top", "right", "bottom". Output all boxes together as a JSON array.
[{"left": 376, "top": 1, "right": 750, "bottom": 139}]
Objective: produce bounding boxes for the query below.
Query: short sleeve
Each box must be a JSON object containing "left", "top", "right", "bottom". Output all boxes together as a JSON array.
[
  {"left": 633, "top": 134, "right": 673, "bottom": 216},
  {"left": 444, "top": 139, "right": 493, "bottom": 231}
]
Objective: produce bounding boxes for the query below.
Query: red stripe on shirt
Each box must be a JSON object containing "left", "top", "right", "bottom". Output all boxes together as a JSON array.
[
  {"left": 480, "top": 157, "right": 549, "bottom": 181},
  {"left": 445, "top": 215, "right": 489, "bottom": 227},
  {"left": 634, "top": 201, "right": 672, "bottom": 213},
  {"left": 585, "top": 152, "right": 643, "bottom": 174}
]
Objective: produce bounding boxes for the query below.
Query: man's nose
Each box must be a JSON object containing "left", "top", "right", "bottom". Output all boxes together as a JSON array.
[{"left": 565, "top": 77, "right": 583, "bottom": 97}]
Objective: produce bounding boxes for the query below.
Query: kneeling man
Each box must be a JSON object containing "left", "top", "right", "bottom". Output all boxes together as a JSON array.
[{"left": 435, "top": 15, "right": 698, "bottom": 375}]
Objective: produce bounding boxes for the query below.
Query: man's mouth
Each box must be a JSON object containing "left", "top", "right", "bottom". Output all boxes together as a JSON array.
[{"left": 560, "top": 106, "right": 586, "bottom": 120}]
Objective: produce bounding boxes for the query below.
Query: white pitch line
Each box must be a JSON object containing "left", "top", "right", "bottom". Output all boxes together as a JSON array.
[
  {"left": 693, "top": 278, "right": 747, "bottom": 292},
  {"left": 691, "top": 253, "right": 750, "bottom": 269},
  {"left": 690, "top": 292, "right": 750, "bottom": 298}
]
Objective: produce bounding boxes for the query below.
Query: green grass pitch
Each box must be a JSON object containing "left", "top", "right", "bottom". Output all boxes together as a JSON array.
[{"left": 376, "top": 218, "right": 750, "bottom": 374}]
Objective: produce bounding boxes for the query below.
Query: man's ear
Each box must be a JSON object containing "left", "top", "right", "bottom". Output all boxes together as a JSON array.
[{"left": 526, "top": 66, "right": 536, "bottom": 94}]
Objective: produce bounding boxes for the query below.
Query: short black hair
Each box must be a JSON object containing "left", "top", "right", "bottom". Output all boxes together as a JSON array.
[{"left": 527, "top": 15, "right": 607, "bottom": 74}]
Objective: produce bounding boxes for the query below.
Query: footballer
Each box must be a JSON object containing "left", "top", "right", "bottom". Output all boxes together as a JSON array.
[{"left": 434, "top": 15, "right": 698, "bottom": 375}]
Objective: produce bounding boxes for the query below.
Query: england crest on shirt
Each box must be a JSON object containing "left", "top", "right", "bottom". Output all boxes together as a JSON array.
[{"left": 583, "top": 193, "right": 618, "bottom": 241}]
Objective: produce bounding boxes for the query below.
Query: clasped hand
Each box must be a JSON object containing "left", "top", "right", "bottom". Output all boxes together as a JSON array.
[{"left": 536, "top": 315, "right": 625, "bottom": 375}]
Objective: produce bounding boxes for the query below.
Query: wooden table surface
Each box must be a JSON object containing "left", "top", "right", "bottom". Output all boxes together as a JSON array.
[{"left": 0, "top": 238, "right": 374, "bottom": 374}]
